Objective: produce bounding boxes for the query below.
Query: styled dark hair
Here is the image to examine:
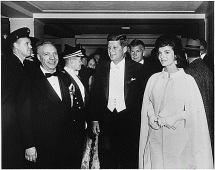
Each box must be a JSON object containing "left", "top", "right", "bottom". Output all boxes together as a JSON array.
[
  {"left": 130, "top": 39, "right": 145, "bottom": 49},
  {"left": 155, "top": 34, "right": 185, "bottom": 68},
  {"left": 107, "top": 33, "right": 128, "bottom": 47}
]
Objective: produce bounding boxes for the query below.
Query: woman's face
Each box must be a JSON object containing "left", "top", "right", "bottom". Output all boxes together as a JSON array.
[
  {"left": 88, "top": 58, "right": 96, "bottom": 69},
  {"left": 158, "top": 45, "right": 176, "bottom": 67}
]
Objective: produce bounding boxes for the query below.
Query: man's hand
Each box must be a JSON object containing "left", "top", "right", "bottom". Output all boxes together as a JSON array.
[
  {"left": 91, "top": 121, "right": 100, "bottom": 135},
  {"left": 25, "top": 147, "right": 37, "bottom": 162}
]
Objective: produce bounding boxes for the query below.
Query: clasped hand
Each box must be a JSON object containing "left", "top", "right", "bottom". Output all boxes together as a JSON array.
[{"left": 149, "top": 114, "right": 178, "bottom": 130}]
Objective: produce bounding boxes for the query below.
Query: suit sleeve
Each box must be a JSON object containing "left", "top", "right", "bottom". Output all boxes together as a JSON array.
[{"left": 16, "top": 78, "right": 35, "bottom": 149}]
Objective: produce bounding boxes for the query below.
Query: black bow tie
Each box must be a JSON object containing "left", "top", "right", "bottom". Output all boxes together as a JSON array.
[{"left": 45, "top": 72, "right": 58, "bottom": 78}]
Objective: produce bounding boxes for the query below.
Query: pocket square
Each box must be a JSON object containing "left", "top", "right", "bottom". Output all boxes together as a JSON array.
[{"left": 131, "top": 78, "right": 136, "bottom": 81}]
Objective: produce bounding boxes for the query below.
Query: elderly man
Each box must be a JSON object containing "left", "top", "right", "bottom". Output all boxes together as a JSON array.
[
  {"left": 18, "top": 42, "right": 77, "bottom": 168},
  {"left": 2, "top": 27, "right": 32, "bottom": 168}
]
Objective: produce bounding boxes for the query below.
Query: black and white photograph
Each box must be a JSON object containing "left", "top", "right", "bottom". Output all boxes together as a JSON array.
[{"left": 1, "top": 1, "right": 214, "bottom": 169}]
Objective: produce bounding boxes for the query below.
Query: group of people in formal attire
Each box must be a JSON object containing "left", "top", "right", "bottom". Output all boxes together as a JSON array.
[{"left": 2, "top": 27, "right": 214, "bottom": 169}]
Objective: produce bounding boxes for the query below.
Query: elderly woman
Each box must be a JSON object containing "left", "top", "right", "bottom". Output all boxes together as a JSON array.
[{"left": 139, "top": 34, "right": 213, "bottom": 169}]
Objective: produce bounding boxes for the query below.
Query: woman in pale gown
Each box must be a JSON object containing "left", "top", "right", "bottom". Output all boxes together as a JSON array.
[{"left": 139, "top": 34, "right": 213, "bottom": 169}]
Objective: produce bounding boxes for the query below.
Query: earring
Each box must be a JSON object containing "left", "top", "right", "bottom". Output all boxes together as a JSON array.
[{"left": 174, "top": 56, "right": 177, "bottom": 64}]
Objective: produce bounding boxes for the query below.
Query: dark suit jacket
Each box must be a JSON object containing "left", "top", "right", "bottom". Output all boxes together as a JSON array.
[
  {"left": 64, "top": 70, "right": 89, "bottom": 132},
  {"left": 203, "top": 54, "right": 214, "bottom": 72},
  {"left": 2, "top": 54, "right": 29, "bottom": 168},
  {"left": 89, "top": 57, "right": 146, "bottom": 126},
  {"left": 185, "top": 58, "right": 214, "bottom": 146},
  {"left": 18, "top": 66, "right": 74, "bottom": 167}
]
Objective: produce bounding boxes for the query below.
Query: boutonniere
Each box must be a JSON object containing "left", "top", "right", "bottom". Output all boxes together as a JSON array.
[
  {"left": 69, "top": 83, "right": 75, "bottom": 107},
  {"left": 131, "top": 78, "right": 136, "bottom": 81},
  {"left": 69, "top": 83, "right": 75, "bottom": 95}
]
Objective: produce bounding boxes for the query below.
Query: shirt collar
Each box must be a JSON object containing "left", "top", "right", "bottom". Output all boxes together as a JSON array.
[
  {"left": 64, "top": 66, "right": 79, "bottom": 76},
  {"left": 110, "top": 58, "right": 125, "bottom": 70},
  {"left": 13, "top": 53, "right": 24, "bottom": 65},
  {"left": 40, "top": 65, "right": 56, "bottom": 75},
  {"left": 201, "top": 53, "right": 206, "bottom": 59},
  {"left": 139, "top": 59, "right": 144, "bottom": 64}
]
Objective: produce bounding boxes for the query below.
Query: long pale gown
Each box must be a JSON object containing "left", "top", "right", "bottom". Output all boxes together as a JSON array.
[{"left": 139, "top": 68, "right": 213, "bottom": 169}]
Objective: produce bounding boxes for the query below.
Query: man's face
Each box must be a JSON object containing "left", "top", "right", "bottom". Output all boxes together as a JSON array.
[
  {"left": 37, "top": 44, "right": 59, "bottom": 72},
  {"left": 14, "top": 37, "right": 32, "bottom": 59},
  {"left": 108, "top": 40, "right": 127, "bottom": 64},
  {"left": 70, "top": 57, "right": 83, "bottom": 71},
  {"left": 130, "top": 45, "right": 145, "bottom": 63},
  {"left": 200, "top": 45, "right": 205, "bottom": 55}
]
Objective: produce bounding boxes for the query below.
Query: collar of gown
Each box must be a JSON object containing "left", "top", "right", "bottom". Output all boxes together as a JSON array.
[{"left": 161, "top": 68, "right": 185, "bottom": 79}]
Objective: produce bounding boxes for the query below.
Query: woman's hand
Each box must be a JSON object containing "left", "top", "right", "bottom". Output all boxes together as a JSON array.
[
  {"left": 158, "top": 114, "right": 181, "bottom": 129},
  {"left": 149, "top": 115, "right": 160, "bottom": 130}
]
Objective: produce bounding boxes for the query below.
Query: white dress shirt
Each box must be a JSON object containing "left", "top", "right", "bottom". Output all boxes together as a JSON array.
[
  {"left": 107, "top": 58, "right": 126, "bottom": 112},
  {"left": 139, "top": 59, "right": 144, "bottom": 64},
  {"left": 64, "top": 67, "right": 85, "bottom": 103},
  {"left": 40, "top": 66, "right": 62, "bottom": 100}
]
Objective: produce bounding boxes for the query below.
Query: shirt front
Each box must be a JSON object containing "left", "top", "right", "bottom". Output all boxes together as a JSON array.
[
  {"left": 107, "top": 58, "right": 126, "bottom": 112},
  {"left": 64, "top": 67, "right": 85, "bottom": 103},
  {"left": 40, "top": 66, "right": 62, "bottom": 100}
]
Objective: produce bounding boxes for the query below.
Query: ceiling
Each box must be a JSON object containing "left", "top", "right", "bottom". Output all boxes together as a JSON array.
[{"left": 1, "top": 1, "right": 214, "bottom": 37}]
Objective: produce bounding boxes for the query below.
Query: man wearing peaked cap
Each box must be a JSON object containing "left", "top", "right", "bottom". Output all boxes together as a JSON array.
[
  {"left": 6, "top": 27, "right": 30, "bottom": 48},
  {"left": 2, "top": 27, "right": 33, "bottom": 168},
  {"left": 61, "top": 44, "right": 89, "bottom": 168},
  {"left": 184, "top": 38, "right": 214, "bottom": 154}
]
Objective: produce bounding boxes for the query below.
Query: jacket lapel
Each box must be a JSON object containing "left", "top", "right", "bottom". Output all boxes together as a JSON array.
[
  {"left": 34, "top": 68, "right": 62, "bottom": 106},
  {"left": 101, "top": 61, "right": 111, "bottom": 100},
  {"left": 124, "top": 59, "right": 133, "bottom": 100}
]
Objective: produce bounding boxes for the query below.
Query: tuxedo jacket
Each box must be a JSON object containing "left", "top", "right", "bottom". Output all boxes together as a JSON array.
[
  {"left": 89, "top": 57, "right": 147, "bottom": 124},
  {"left": 18, "top": 66, "right": 72, "bottom": 152}
]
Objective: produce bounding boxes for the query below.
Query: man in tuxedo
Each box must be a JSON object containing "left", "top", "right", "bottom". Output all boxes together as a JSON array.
[
  {"left": 18, "top": 41, "right": 76, "bottom": 168},
  {"left": 2, "top": 27, "right": 32, "bottom": 168},
  {"left": 130, "top": 39, "right": 156, "bottom": 80},
  {"left": 62, "top": 44, "right": 89, "bottom": 168},
  {"left": 90, "top": 34, "right": 146, "bottom": 169}
]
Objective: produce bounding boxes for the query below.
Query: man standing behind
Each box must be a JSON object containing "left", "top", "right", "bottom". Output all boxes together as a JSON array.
[
  {"left": 19, "top": 42, "right": 75, "bottom": 168},
  {"left": 90, "top": 34, "right": 146, "bottom": 168},
  {"left": 200, "top": 38, "right": 214, "bottom": 72},
  {"left": 184, "top": 38, "right": 214, "bottom": 154},
  {"left": 62, "top": 44, "right": 89, "bottom": 168},
  {"left": 130, "top": 39, "right": 155, "bottom": 80},
  {"left": 2, "top": 27, "right": 32, "bottom": 168}
]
